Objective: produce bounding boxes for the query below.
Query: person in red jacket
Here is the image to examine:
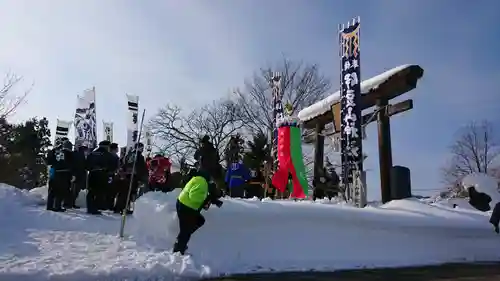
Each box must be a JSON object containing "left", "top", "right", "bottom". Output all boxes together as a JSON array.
[{"left": 147, "top": 154, "right": 172, "bottom": 193}]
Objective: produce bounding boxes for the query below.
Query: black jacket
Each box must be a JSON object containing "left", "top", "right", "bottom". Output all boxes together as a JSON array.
[
  {"left": 85, "top": 147, "right": 117, "bottom": 175},
  {"left": 73, "top": 148, "right": 87, "bottom": 181},
  {"left": 194, "top": 141, "right": 219, "bottom": 173},
  {"left": 47, "top": 148, "right": 75, "bottom": 175},
  {"left": 120, "top": 150, "right": 147, "bottom": 181},
  {"left": 468, "top": 187, "right": 492, "bottom": 212}
]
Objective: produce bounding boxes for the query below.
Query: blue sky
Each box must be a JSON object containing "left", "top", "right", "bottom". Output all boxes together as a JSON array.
[{"left": 1, "top": 0, "right": 499, "bottom": 199}]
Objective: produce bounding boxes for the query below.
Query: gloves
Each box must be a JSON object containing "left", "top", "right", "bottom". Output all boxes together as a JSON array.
[{"left": 213, "top": 199, "right": 223, "bottom": 208}]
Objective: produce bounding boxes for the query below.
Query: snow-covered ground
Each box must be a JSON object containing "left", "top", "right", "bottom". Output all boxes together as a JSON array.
[{"left": 1, "top": 179, "right": 500, "bottom": 281}]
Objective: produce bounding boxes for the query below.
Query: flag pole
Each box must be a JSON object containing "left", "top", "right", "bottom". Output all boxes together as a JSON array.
[{"left": 119, "top": 108, "right": 146, "bottom": 238}]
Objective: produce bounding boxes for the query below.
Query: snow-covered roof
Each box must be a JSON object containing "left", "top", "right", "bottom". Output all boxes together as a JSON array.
[{"left": 298, "top": 64, "right": 418, "bottom": 122}]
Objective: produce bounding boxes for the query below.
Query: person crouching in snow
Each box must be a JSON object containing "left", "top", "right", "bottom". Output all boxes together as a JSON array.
[
  {"left": 467, "top": 186, "right": 500, "bottom": 233},
  {"left": 173, "top": 170, "right": 222, "bottom": 255}
]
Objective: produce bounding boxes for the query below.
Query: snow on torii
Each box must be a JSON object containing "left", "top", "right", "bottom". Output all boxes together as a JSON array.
[{"left": 298, "top": 64, "right": 423, "bottom": 123}]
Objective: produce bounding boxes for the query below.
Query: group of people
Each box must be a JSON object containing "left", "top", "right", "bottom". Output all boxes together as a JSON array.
[
  {"left": 46, "top": 137, "right": 174, "bottom": 215},
  {"left": 44, "top": 133, "right": 342, "bottom": 255}
]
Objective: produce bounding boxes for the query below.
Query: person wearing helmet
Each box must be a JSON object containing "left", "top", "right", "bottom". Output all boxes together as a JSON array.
[
  {"left": 46, "top": 138, "right": 76, "bottom": 212},
  {"left": 173, "top": 169, "right": 222, "bottom": 255}
]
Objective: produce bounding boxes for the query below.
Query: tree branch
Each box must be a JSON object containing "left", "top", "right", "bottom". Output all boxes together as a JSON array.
[
  {"left": 149, "top": 99, "right": 244, "bottom": 164},
  {"left": 441, "top": 120, "right": 500, "bottom": 187},
  {"left": 234, "top": 57, "right": 331, "bottom": 136},
  {"left": 0, "top": 72, "right": 32, "bottom": 119}
]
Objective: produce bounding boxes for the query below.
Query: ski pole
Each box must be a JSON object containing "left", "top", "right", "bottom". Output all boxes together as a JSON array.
[{"left": 119, "top": 109, "right": 146, "bottom": 238}]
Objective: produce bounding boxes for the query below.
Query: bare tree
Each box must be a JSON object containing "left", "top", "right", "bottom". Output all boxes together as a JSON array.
[
  {"left": 441, "top": 120, "right": 500, "bottom": 186},
  {"left": 149, "top": 98, "right": 244, "bottom": 165},
  {"left": 233, "top": 58, "right": 331, "bottom": 136},
  {"left": 0, "top": 72, "right": 31, "bottom": 119}
]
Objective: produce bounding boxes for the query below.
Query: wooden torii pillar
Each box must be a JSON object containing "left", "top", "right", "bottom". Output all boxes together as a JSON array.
[{"left": 301, "top": 65, "right": 424, "bottom": 203}]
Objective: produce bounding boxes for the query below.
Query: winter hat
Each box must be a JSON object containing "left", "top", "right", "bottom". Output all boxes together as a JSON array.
[
  {"left": 62, "top": 139, "right": 73, "bottom": 150},
  {"left": 98, "top": 140, "right": 111, "bottom": 147},
  {"left": 196, "top": 169, "right": 211, "bottom": 183}
]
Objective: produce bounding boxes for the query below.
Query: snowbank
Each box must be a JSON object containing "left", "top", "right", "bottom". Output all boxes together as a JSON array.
[
  {"left": 298, "top": 64, "right": 421, "bottom": 122},
  {"left": 430, "top": 197, "right": 478, "bottom": 211},
  {"left": 462, "top": 173, "right": 500, "bottom": 208},
  {"left": 29, "top": 185, "right": 87, "bottom": 208},
  {"left": 1, "top": 183, "right": 500, "bottom": 281},
  {"left": 130, "top": 191, "right": 500, "bottom": 274},
  {"left": 1, "top": 185, "right": 209, "bottom": 281},
  {"left": 0, "top": 183, "right": 45, "bottom": 208}
]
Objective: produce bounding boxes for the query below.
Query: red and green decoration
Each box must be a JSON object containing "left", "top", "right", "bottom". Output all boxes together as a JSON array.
[{"left": 272, "top": 117, "right": 308, "bottom": 199}]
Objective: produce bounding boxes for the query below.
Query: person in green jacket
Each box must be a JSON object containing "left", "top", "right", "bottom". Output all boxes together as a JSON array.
[{"left": 173, "top": 170, "right": 222, "bottom": 255}]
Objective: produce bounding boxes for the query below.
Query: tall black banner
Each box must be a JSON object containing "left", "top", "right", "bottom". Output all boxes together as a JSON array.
[
  {"left": 339, "top": 18, "right": 363, "bottom": 202},
  {"left": 271, "top": 73, "right": 283, "bottom": 172}
]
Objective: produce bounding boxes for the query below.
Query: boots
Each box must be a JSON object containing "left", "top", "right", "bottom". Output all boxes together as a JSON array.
[{"left": 173, "top": 242, "right": 187, "bottom": 255}]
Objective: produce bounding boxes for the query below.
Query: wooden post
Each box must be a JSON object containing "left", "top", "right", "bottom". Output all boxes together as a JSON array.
[
  {"left": 376, "top": 99, "right": 393, "bottom": 203},
  {"left": 313, "top": 123, "right": 325, "bottom": 193}
]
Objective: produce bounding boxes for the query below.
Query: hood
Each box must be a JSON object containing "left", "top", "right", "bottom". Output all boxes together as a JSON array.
[{"left": 196, "top": 169, "right": 211, "bottom": 183}]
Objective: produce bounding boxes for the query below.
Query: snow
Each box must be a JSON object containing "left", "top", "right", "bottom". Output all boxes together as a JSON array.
[
  {"left": 427, "top": 197, "right": 479, "bottom": 211},
  {"left": 298, "top": 64, "right": 417, "bottom": 122},
  {"left": 2, "top": 179, "right": 500, "bottom": 281},
  {"left": 30, "top": 186, "right": 87, "bottom": 208},
  {"left": 462, "top": 173, "right": 500, "bottom": 208}
]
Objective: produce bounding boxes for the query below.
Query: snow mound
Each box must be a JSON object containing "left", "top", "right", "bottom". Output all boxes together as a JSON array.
[
  {"left": 29, "top": 186, "right": 87, "bottom": 208},
  {"left": 462, "top": 173, "right": 500, "bottom": 206},
  {"left": 129, "top": 191, "right": 179, "bottom": 249},
  {"left": 0, "top": 184, "right": 210, "bottom": 281},
  {"left": 0, "top": 183, "right": 45, "bottom": 208},
  {"left": 2, "top": 183, "right": 500, "bottom": 280},
  {"left": 431, "top": 197, "right": 478, "bottom": 211},
  {"left": 29, "top": 186, "right": 48, "bottom": 202}
]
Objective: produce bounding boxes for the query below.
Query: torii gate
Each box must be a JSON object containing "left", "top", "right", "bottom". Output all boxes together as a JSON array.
[
  {"left": 299, "top": 64, "right": 424, "bottom": 204},
  {"left": 298, "top": 17, "right": 424, "bottom": 206}
]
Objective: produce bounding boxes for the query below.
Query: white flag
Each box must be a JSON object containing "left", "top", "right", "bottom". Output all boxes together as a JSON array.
[
  {"left": 55, "top": 119, "right": 72, "bottom": 142},
  {"left": 103, "top": 121, "right": 114, "bottom": 143},
  {"left": 126, "top": 94, "right": 139, "bottom": 150}
]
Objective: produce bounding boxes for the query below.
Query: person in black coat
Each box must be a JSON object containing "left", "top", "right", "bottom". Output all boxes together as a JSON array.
[
  {"left": 104, "top": 142, "right": 120, "bottom": 210},
  {"left": 194, "top": 135, "right": 224, "bottom": 189},
  {"left": 468, "top": 186, "right": 500, "bottom": 233},
  {"left": 67, "top": 144, "right": 88, "bottom": 209},
  {"left": 114, "top": 142, "right": 148, "bottom": 215},
  {"left": 46, "top": 138, "right": 76, "bottom": 212},
  {"left": 85, "top": 140, "right": 117, "bottom": 215},
  {"left": 245, "top": 167, "right": 265, "bottom": 199},
  {"left": 468, "top": 186, "right": 492, "bottom": 212},
  {"left": 490, "top": 203, "right": 500, "bottom": 234}
]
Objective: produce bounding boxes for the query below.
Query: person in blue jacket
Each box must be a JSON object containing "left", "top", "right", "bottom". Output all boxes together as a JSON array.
[{"left": 225, "top": 160, "right": 250, "bottom": 198}]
